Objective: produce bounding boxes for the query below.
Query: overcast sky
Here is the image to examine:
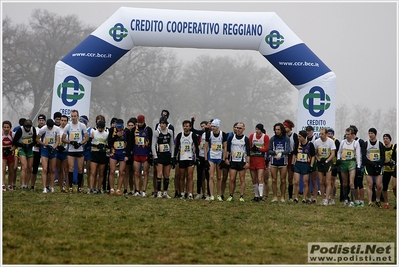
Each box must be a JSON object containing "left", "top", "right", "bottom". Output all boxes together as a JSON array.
[{"left": 2, "top": 1, "right": 398, "bottom": 117}]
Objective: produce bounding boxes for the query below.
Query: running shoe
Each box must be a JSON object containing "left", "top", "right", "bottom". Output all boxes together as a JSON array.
[
  {"left": 210, "top": 196, "right": 215, "bottom": 201},
  {"left": 42, "top": 188, "right": 47, "bottom": 194},
  {"left": 289, "top": 198, "right": 294, "bottom": 202},
  {"left": 375, "top": 201, "right": 382, "bottom": 208},
  {"left": 141, "top": 191, "right": 147, "bottom": 197},
  {"left": 343, "top": 200, "right": 348, "bottom": 206},
  {"left": 202, "top": 195, "right": 207, "bottom": 200},
  {"left": 312, "top": 199, "right": 317, "bottom": 204},
  {"left": 349, "top": 202, "right": 355, "bottom": 207},
  {"left": 69, "top": 187, "right": 73, "bottom": 194},
  {"left": 50, "top": 187, "right": 55, "bottom": 193},
  {"left": 239, "top": 196, "right": 245, "bottom": 202},
  {"left": 205, "top": 196, "right": 210, "bottom": 201},
  {"left": 368, "top": 202, "right": 373, "bottom": 207},
  {"left": 134, "top": 191, "right": 140, "bottom": 197},
  {"left": 271, "top": 198, "right": 278, "bottom": 203},
  {"left": 30, "top": 186, "right": 35, "bottom": 192},
  {"left": 294, "top": 198, "right": 299, "bottom": 203},
  {"left": 110, "top": 189, "right": 115, "bottom": 195},
  {"left": 329, "top": 199, "right": 336, "bottom": 205},
  {"left": 188, "top": 194, "right": 194, "bottom": 200},
  {"left": 217, "top": 195, "right": 223, "bottom": 201},
  {"left": 7, "top": 185, "right": 13, "bottom": 191},
  {"left": 383, "top": 204, "right": 389, "bottom": 209},
  {"left": 251, "top": 197, "right": 259, "bottom": 202},
  {"left": 226, "top": 196, "right": 233, "bottom": 202},
  {"left": 117, "top": 189, "right": 122, "bottom": 196},
  {"left": 322, "top": 199, "right": 328, "bottom": 206},
  {"left": 281, "top": 199, "right": 286, "bottom": 203},
  {"left": 157, "top": 191, "right": 162, "bottom": 198},
  {"left": 163, "top": 192, "right": 171, "bottom": 199},
  {"left": 260, "top": 197, "right": 266, "bottom": 202},
  {"left": 302, "top": 199, "right": 306, "bottom": 204},
  {"left": 195, "top": 194, "right": 202, "bottom": 199},
  {"left": 358, "top": 202, "right": 364, "bottom": 207},
  {"left": 354, "top": 202, "right": 359, "bottom": 207}
]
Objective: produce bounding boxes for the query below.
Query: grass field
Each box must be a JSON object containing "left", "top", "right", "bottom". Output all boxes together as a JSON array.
[{"left": 2, "top": 168, "right": 397, "bottom": 264}]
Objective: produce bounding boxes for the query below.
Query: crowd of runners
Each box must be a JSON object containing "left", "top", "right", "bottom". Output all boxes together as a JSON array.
[{"left": 2, "top": 109, "right": 397, "bottom": 209}]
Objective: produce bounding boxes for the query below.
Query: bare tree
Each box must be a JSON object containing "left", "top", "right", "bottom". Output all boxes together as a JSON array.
[{"left": 2, "top": 10, "right": 93, "bottom": 122}]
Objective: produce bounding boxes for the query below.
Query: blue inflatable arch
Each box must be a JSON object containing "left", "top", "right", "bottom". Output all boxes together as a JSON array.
[{"left": 51, "top": 7, "right": 336, "bottom": 130}]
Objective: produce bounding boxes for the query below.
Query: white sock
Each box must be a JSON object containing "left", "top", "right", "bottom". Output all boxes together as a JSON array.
[
  {"left": 253, "top": 184, "right": 259, "bottom": 197},
  {"left": 258, "top": 184, "right": 264, "bottom": 197}
]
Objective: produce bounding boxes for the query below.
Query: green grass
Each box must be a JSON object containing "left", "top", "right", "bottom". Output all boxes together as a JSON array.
[{"left": 2, "top": 169, "right": 397, "bottom": 264}]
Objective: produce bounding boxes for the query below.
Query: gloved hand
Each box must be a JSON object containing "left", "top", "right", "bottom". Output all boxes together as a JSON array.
[
  {"left": 204, "top": 160, "right": 210, "bottom": 170},
  {"left": 3, "top": 147, "right": 12, "bottom": 157},
  {"left": 388, "top": 160, "right": 396, "bottom": 168},
  {"left": 153, "top": 158, "right": 158, "bottom": 166},
  {"left": 57, "top": 146, "right": 66, "bottom": 152},
  {"left": 70, "top": 141, "right": 78, "bottom": 147},
  {"left": 97, "top": 143, "right": 105, "bottom": 150},
  {"left": 147, "top": 156, "right": 153, "bottom": 166},
  {"left": 22, "top": 144, "right": 29, "bottom": 153},
  {"left": 46, "top": 145, "right": 54, "bottom": 154},
  {"left": 219, "top": 160, "right": 226, "bottom": 169},
  {"left": 74, "top": 142, "right": 82, "bottom": 149},
  {"left": 319, "top": 158, "right": 326, "bottom": 167},
  {"left": 290, "top": 164, "right": 295, "bottom": 172},
  {"left": 171, "top": 158, "right": 177, "bottom": 169},
  {"left": 276, "top": 152, "right": 282, "bottom": 159},
  {"left": 336, "top": 159, "right": 342, "bottom": 166},
  {"left": 374, "top": 162, "right": 381, "bottom": 169},
  {"left": 356, "top": 167, "right": 363, "bottom": 179},
  {"left": 251, "top": 144, "right": 259, "bottom": 152}
]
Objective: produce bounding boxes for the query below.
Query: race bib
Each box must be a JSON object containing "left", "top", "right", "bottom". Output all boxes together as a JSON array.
[
  {"left": 136, "top": 137, "right": 145, "bottom": 146},
  {"left": 212, "top": 143, "right": 222, "bottom": 152},
  {"left": 369, "top": 149, "right": 380, "bottom": 161},
  {"left": 181, "top": 144, "right": 191, "bottom": 155},
  {"left": 232, "top": 151, "right": 243, "bottom": 161},
  {"left": 71, "top": 132, "right": 80, "bottom": 141},
  {"left": 297, "top": 153, "right": 308, "bottom": 162},
  {"left": 114, "top": 141, "right": 125, "bottom": 150},
  {"left": 23, "top": 138, "right": 33, "bottom": 145},
  {"left": 342, "top": 149, "right": 354, "bottom": 160},
  {"left": 159, "top": 144, "right": 170, "bottom": 152},
  {"left": 45, "top": 137, "right": 55, "bottom": 145},
  {"left": 318, "top": 147, "right": 329, "bottom": 158}
]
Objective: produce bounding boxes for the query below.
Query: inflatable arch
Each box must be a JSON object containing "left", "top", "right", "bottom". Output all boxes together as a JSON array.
[{"left": 51, "top": 7, "right": 336, "bottom": 132}]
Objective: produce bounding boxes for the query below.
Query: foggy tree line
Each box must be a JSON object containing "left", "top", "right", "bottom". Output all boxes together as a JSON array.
[{"left": 2, "top": 9, "right": 397, "bottom": 141}]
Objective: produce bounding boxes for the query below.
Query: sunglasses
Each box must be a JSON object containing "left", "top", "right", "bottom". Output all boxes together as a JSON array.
[{"left": 235, "top": 127, "right": 243, "bottom": 130}]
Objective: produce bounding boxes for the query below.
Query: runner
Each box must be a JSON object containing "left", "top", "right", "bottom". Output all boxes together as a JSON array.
[
  {"left": 36, "top": 119, "right": 61, "bottom": 193},
  {"left": 291, "top": 130, "right": 315, "bottom": 203},
  {"left": 204, "top": 119, "right": 227, "bottom": 201},
  {"left": 382, "top": 133, "right": 396, "bottom": 209},
  {"left": 362, "top": 128, "right": 385, "bottom": 207},
  {"left": 337, "top": 127, "right": 362, "bottom": 207},
  {"left": 152, "top": 117, "right": 175, "bottom": 198},
  {"left": 268, "top": 122, "right": 290, "bottom": 202},
  {"left": 61, "top": 109, "right": 89, "bottom": 193},
  {"left": 249, "top": 123, "right": 269, "bottom": 202},
  {"left": 2, "top": 120, "right": 16, "bottom": 191}
]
